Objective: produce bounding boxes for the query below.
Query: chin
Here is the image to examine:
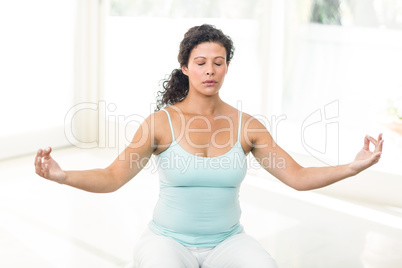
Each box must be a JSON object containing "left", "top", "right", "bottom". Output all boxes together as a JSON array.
[{"left": 204, "top": 91, "right": 220, "bottom": 97}]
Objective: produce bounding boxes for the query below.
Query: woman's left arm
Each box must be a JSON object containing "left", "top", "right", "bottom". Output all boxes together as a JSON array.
[{"left": 248, "top": 115, "right": 383, "bottom": 191}]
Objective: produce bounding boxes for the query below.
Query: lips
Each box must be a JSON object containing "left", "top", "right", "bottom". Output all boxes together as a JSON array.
[{"left": 203, "top": 80, "right": 217, "bottom": 86}]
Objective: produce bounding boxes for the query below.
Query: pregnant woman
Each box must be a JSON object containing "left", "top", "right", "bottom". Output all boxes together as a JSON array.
[{"left": 35, "top": 24, "right": 383, "bottom": 268}]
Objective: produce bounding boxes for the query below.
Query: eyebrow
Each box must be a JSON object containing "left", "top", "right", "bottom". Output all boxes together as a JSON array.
[{"left": 193, "top": 56, "right": 226, "bottom": 60}]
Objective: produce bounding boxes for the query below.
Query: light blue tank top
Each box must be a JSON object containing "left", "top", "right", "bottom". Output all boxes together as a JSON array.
[{"left": 148, "top": 109, "right": 248, "bottom": 248}]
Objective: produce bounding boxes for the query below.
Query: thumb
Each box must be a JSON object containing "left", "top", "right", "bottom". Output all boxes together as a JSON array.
[{"left": 370, "top": 151, "right": 382, "bottom": 164}]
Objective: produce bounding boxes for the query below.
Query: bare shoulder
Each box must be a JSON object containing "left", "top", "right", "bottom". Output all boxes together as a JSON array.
[
  {"left": 240, "top": 112, "right": 273, "bottom": 149},
  {"left": 150, "top": 108, "right": 174, "bottom": 154},
  {"left": 241, "top": 112, "right": 268, "bottom": 130},
  {"left": 127, "top": 110, "right": 166, "bottom": 150}
]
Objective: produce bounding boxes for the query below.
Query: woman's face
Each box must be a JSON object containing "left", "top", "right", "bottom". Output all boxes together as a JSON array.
[{"left": 182, "top": 42, "right": 229, "bottom": 97}]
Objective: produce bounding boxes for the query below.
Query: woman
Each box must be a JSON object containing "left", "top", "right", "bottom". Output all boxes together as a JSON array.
[{"left": 35, "top": 24, "right": 383, "bottom": 267}]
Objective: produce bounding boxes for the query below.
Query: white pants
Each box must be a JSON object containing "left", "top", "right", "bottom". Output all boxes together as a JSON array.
[{"left": 128, "top": 229, "right": 278, "bottom": 268}]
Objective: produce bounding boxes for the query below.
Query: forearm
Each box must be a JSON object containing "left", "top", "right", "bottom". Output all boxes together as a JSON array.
[
  {"left": 63, "top": 169, "right": 121, "bottom": 193},
  {"left": 292, "top": 164, "right": 357, "bottom": 191}
]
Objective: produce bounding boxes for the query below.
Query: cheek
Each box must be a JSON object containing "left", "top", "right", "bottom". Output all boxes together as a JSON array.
[
  {"left": 218, "top": 68, "right": 228, "bottom": 76},
  {"left": 191, "top": 68, "right": 204, "bottom": 77}
]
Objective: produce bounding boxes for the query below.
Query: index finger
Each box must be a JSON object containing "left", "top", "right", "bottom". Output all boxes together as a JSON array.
[
  {"left": 42, "top": 147, "right": 53, "bottom": 160},
  {"left": 363, "top": 135, "right": 377, "bottom": 150},
  {"left": 365, "top": 135, "right": 378, "bottom": 148},
  {"left": 377, "top": 133, "right": 383, "bottom": 143}
]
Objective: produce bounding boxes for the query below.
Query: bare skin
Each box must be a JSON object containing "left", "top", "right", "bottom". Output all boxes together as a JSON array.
[{"left": 35, "top": 42, "right": 384, "bottom": 193}]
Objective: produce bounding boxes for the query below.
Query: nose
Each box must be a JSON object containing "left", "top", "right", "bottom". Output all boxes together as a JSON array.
[
  {"left": 206, "top": 63, "right": 215, "bottom": 76},
  {"left": 206, "top": 69, "right": 215, "bottom": 76}
]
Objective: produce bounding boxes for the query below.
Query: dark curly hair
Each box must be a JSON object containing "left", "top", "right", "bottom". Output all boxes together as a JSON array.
[{"left": 155, "top": 24, "right": 235, "bottom": 111}]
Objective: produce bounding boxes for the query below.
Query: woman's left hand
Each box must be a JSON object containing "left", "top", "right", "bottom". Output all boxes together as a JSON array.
[{"left": 349, "top": 133, "right": 384, "bottom": 174}]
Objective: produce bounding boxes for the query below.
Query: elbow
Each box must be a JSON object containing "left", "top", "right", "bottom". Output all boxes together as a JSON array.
[
  {"left": 287, "top": 167, "right": 316, "bottom": 191},
  {"left": 101, "top": 168, "right": 126, "bottom": 193},
  {"left": 290, "top": 183, "right": 311, "bottom": 191},
  {"left": 290, "top": 178, "right": 324, "bottom": 191},
  {"left": 108, "top": 175, "right": 127, "bottom": 193},
  {"left": 287, "top": 175, "right": 314, "bottom": 191},
  {"left": 97, "top": 182, "right": 122, "bottom": 194},
  {"left": 100, "top": 184, "right": 120, "bottom": 194}
]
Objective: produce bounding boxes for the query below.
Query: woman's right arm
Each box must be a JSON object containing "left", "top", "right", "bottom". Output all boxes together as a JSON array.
[{"left": 34, "top": 113, "right": 158, "bottom": 193}]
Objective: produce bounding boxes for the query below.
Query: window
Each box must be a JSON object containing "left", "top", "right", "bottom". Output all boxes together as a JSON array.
[
  {"left": 0, "top": 0, "right": 76, "bottom": 159},
  {"left": 103, "top": 0, "right": 268, "bottom": 150},
  {"left": 280, "top": 0, "right": 402, "bottom": 173}
]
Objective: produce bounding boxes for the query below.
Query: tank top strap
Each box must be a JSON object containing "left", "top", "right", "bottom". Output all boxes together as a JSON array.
[
  {"left": 237, "top": 111, "right": 243, "bottom": 143},
  {"left": 161, "top": 108, "right": 175, "bottom": 140}
]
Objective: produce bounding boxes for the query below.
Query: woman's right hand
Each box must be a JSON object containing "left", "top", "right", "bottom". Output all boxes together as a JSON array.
[{"left": 34, "top": 147, "right": 66, "bottom": 183}]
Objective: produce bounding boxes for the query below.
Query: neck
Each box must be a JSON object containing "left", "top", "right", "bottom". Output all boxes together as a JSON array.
[{"left": 179, "top": 91, "right": 224, "bottom": 115}]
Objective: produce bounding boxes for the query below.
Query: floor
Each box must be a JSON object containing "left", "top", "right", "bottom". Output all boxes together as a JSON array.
[{"left": 1, "top": 146, "right": 402, "bottom": 268}]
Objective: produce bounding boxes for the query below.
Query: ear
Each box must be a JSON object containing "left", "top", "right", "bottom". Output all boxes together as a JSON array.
[
  {"left": 181, "top": 65, "right": 189, "bottom": 76},
  {"left": 226, "top": 61, "right": 230, "bottom": 74}
]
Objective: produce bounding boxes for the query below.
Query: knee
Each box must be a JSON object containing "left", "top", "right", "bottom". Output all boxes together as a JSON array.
[
  {"left": 236, "top": 254, "right": 278, "bottom": 268},
  {"left": 202, "top": 233, "right": 278, "bottom": 268},
  {"left": 203, "top": 247, "right": 278, "bottom": 268},
  {"left": 133, "top": 259, "right": 192, "bottom": 268},
  {"left": 133, "top": 251, "right": 196, "bottom": 268},
  {"left": 132, "top": 237, "right": 198, "bottom": 268},
  {"left": 228, "top": 249, "right": 278, "bottom": 268}
]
